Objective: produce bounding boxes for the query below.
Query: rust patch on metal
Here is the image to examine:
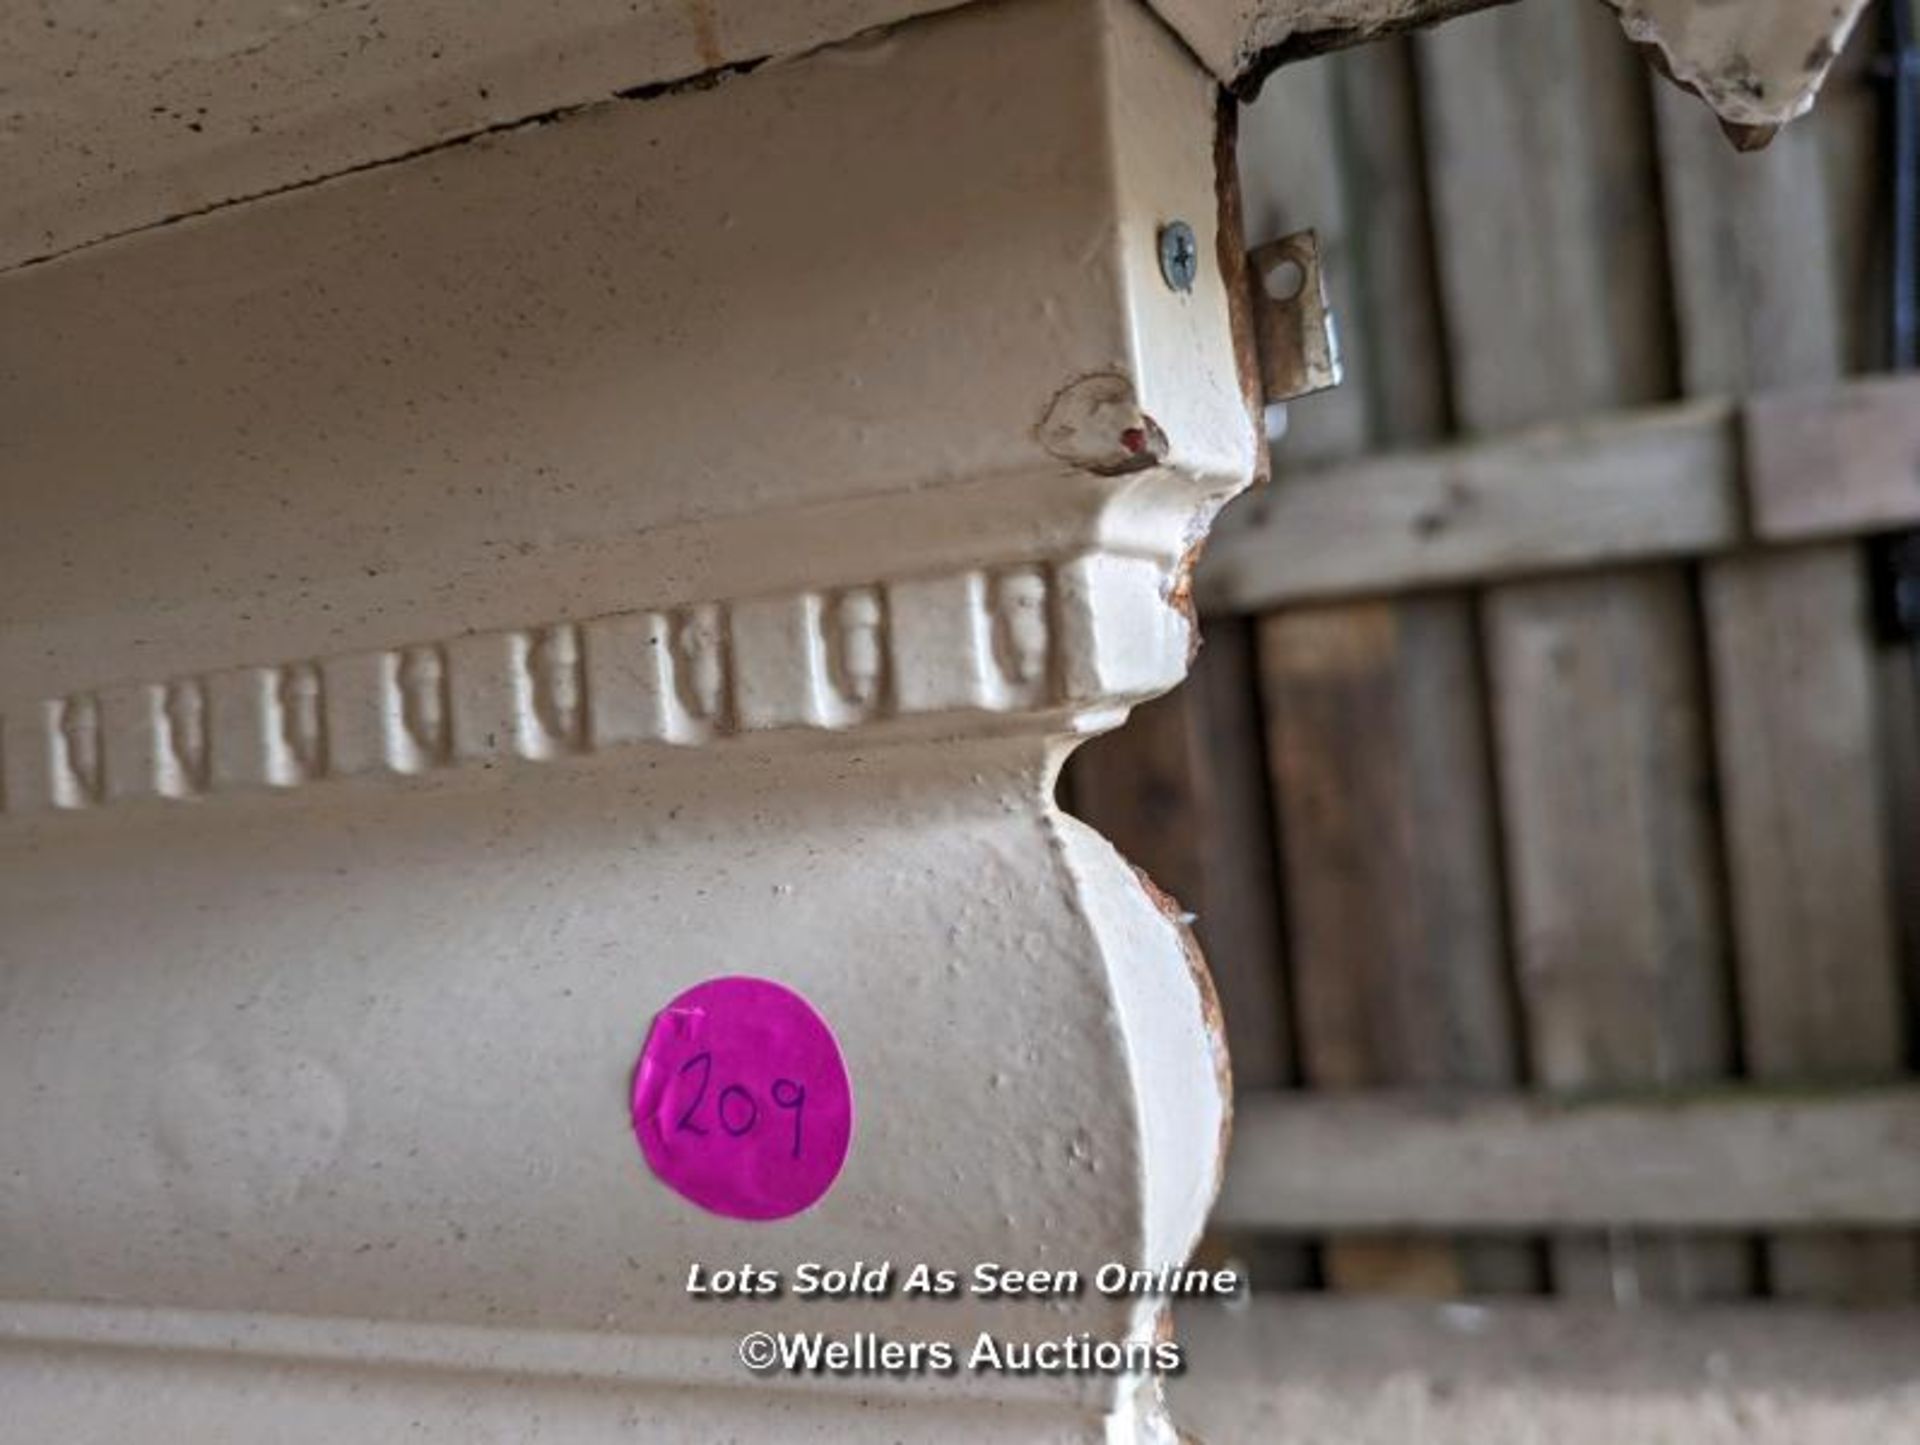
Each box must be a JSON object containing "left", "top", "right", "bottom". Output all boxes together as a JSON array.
[
  {"left": 1129, "top": 862, "right": 1235, "bottom": 1202},
  {"left": 1037, "top": 372, "right": 1168, "bottom": 476},
  {"left": 1250, "top": 230, "right": 1343, "bottom": 402},
  {"left": 1213, "top": 95, "right": 1269, "bottom": 491}
]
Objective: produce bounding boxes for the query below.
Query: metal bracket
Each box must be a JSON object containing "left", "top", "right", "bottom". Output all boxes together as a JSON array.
[{"left": 1249, "top": 229, "right": 1342, "bottom": 403}]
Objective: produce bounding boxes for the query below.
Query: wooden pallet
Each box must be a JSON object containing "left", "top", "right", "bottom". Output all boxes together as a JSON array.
[{"left": 1066, "top": 11, "right": 1916, "bottom": 1302}]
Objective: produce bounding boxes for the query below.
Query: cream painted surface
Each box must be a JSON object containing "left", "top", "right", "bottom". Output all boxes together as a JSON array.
[
  {"left": 0, "top": 0, "right": 1862, "bottom": 270},
  {"left": 0, "top": 0, "right": 1250, "bottom": 1439},
  {"left": 1149, "top": 0, "right": 1869, "bottom": 126},
  {"left": 1173, "top": 1299, "right": 1920, "bottom": 1444},
  {"left": 1605, "top": 0, "right": 1872, "bottom": 130},
  {"left": 0, "top": 0, "right": 974, "bottom": 270},
  {"left": 0, "top": 0, "right": 1247, "bottom": 708}
]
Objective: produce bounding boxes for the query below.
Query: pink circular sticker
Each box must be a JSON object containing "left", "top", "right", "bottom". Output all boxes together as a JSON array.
[{"left": 631, "top": 976, "right": 854, "bottom": 1221}]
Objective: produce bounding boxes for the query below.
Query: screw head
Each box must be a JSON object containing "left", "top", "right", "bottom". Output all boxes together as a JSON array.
[{"left": 1158, "top": 221, "right": 1198, "bottom": 293}]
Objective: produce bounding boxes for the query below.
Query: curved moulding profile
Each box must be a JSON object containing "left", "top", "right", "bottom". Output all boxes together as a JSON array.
[{"left": 0, "top": 722, "right": 1227, "bottom": 1437}]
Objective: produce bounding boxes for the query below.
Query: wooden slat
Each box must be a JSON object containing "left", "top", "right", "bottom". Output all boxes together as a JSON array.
[
  {"left": 1415, "top": 6, "right": 1671, "bottom": 437},
  {"left": 1064, "top": 617, "right": 1308, "bottom": 1288},
  {"left": 1747, "top": 375, "right": 1920, "bottom": 542},
  {"left": 1215, "top": 1087, "right": 1920, "bottom": 1232},
  {"left": 1200, "top": 374, "right": 1920, "bottom": 613},
  {"left": 1184, "top": 619, "right": 1294, "bottom": 1093},
  {"left": 1260, "top": 602, "right": 1516, "bottom": 1097},
  {"left": 1258, "top": 597, "right": 1527, "bottom": 1293},
  {"left": 1484, "top": 571, "right": 1746, "bottom": 1298},
  {"left": 1419, "top": 0, "right": 1744, "bottom": 1301},
  {"left": 1845, "top": 15, "right": 1920, "bottom": 1292},
  {"left": 1484, "top": 573, "right": 1734, "bottom": 1101},
  {"left": 1878, "top": 641, "right": 1920, "bottom": 1076},
  {"left": 1324, "top": 41, "right": 1452, "bottom": 448},
  {"left": 1657, "top": 105, "right": 1842, "bottom": 395},
  {"left": 1657, "top": 56, "right": 1915, "bottom": 1304},
  {"left": 1066, "top": 620, "right": 1292, "bottom": 1091},
  {"left": 1706, "top": 548, "right": 1903, "bottom": 1094},
  {"left": 1200, "top": 400, "right": 1737, "bottom": 610},
  {"left": 1241, "top": 44, "right": 1532, "bottom": 1296}
]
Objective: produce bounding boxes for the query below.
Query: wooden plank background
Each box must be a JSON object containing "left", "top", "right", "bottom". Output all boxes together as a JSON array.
[
  {"left": 1063, "top": 7, "right": 1916, "bottom": 1301},
  {"left": 1214, "top": 1086, "right": 1920, "bottom": 1232}
]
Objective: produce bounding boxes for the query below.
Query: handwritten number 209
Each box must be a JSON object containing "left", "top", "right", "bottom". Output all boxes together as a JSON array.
[{"left": 674, "top": 1051, "right": 807, "bottom": 1159}]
